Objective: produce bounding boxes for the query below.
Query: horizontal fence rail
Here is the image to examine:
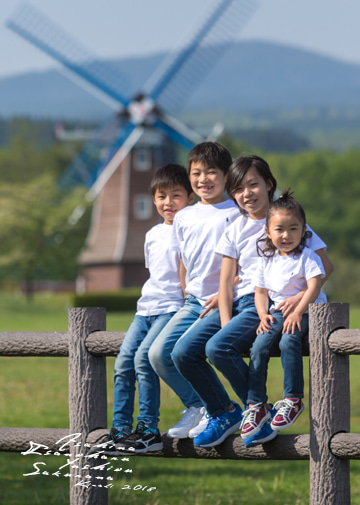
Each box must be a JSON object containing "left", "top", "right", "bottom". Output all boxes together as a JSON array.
[{"left": 0, "top": 303, "right": 358, "bottom": 505}]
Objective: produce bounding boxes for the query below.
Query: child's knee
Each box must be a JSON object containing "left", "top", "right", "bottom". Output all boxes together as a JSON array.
[
  {"left": 205, "top": 337, "right": 221, "bottom": 364},
  {"left": 171, "top": 339, "right": 193, "bottom": 369},
  {"left": 279, "top": 333, "right": 302, "bottom": 353},
  {"left": 148, "top": 340, "right": 173, "bottom": 370},
  {"left": 148, "top": 341, "right": 160, "bottom": 369}
]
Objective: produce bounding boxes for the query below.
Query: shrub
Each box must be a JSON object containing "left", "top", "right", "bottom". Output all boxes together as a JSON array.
[{"left": 73, "top": 287, "right": 141, "bottom": 312}]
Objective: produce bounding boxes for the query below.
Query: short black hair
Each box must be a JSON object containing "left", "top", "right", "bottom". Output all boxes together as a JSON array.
[
  {"left": 187, "top": 141, "right": 232, "bottom": 175},
  {"left": 150, "top": 163, "right": 193, "bottom": 197},
  {"left": 226, "top": 155, "right": 277, "bottom": 216}
]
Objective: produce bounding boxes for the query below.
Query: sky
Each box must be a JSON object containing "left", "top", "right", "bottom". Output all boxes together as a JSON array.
[{"left": 0, "top": 0, "right": 359, "bottom": 79}]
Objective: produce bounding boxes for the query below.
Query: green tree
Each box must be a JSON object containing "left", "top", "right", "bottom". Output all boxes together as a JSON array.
[
  {"left": 0, "top": 173, "right": 90, "bottom": 297},
  {"left": 267, "top": 149, "right": 360, "bottom": 303}
]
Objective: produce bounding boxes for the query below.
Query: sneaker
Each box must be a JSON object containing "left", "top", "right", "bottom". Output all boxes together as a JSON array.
[
  {"left": 240, "top": 403, "right": 270, "bottom": 439},
  {"left": 243, "top": 417, "right": 278, "bottom": 447},
  {"left": 271, "top": 398, "right": 304, "bottom": 431},
  {"left": 189, "top": 407, "right": 210, "bottom": 438},
  {"left": 193, "top": 402, "right": 242, "bottom": 448},
  {"left": 88, "top": 427, "right": 128, "bottom": 455},
  {"left": 167, "top": 406, "right": 203, "bottom": 438},
  {"left": 116, "top": 421, "right": 163, "bottom": 453}
]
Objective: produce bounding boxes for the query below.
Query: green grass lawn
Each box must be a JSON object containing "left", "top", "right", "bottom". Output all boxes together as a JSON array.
[{"left": 0, "top": 292, "right": 359, "bottom": 504}]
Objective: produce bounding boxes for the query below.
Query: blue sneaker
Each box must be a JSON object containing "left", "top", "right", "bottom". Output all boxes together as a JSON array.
[
  {"left": 193, "top": 402, "right": 242, "bottom": 448},
  {"left": 243, "top": 417, "right": 277, "bottom": 447}
]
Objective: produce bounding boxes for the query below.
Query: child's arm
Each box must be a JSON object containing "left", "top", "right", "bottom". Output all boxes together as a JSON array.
[
  {"left": 218, "top": 256, "right": 237, "bottom": 327},
  {"left": 179, "top": 259, "right": 187, "bottom": 296},
  {"left": 276, "top": 249, "right": 334, "bottom": 317},
  {"left": 282, "top": 275, "right": 322, "bottom": 334},
  {"left": 255, "top": 287, "right": 274, "bottom": 334},
  {"left": 315, "top": 249, "right": 334, "bottom": 285}
]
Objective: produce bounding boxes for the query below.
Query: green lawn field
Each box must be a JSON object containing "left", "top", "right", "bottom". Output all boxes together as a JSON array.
[{"left": 0, "top": 293, "right": 359, "bottom": 505}]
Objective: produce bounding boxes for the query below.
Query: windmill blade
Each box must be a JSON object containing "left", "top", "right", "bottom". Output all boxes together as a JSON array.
[
  {"left": 68, "top": 124, "right": 144, "bottom": 225},
  {"left": 144, "top": 0, "right": 259, "bottom": 115},
  {"left": 6, "top": 2, "right": 130, "bottom": 108},
  {"left": 86, "top": 124, "right": 144, "bottom": 201},
  {"left": 153, "top": 114, "right": 203, "bottom": 151},
  {"left": 58, "top": 114, "right": 131, "bottom": 189}
]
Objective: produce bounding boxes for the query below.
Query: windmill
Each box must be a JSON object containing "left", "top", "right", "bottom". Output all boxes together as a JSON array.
[{"left": 7, "top": 0, "right": 259, "bottom": 292}]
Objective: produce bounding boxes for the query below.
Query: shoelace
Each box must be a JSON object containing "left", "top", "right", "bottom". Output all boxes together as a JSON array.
[
  {"left": 204, "top": 416, "right": 222, "bottom": 431},
  {"left": 198, "top": 412, "right": 210, "bottom": 426},
  {"left": 122, "top": 422, "right": 147, "bottom": 443},
  {"left": 240, "top": 403, "right": 264, "bottom": 430},
  {"left": 175, "top": 408, "right": 196, "bottom": 426},
  {"left": 110, "top": 427, "right": 129, "bottom": 442},
  {"left": 273, "top": 399, "right": 298, "bottom": 421},
  {"left": 203, "top": 412, "right": 233, "bottom": 433}
]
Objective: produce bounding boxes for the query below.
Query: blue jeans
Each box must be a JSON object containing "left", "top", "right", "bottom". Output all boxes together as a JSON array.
[
  {"left": 148, "top": 295, "right": 204, "bottom": 409},
  {"left": 246, "top": 311, "right": 308, "bottom": 405},
  {"left": 172, "top": 294, "right": 260, "bottom": 417},
  {"left": 112, "top": 312, "right": 175, "bottom": 432}
]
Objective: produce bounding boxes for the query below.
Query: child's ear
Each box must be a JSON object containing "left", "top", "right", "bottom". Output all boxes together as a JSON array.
[
  {"left": 188, "top": 192, "right": 195, "bottom": 205},
  {"left": 266, "top": 180, "right": 273, "bottom": 193},
  {"left": 302, "top": 226, "right": 306, "bottom": 237},
  {"left": 265, "top": 227, "right": 271, "bottom": 238}
]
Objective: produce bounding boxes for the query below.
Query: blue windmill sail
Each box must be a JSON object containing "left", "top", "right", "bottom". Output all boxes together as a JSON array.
[
  {"left": 6, "top": 2, "right": 130, "bottom": 108},
  {"left": 7, "top": 0, "right": 259, "bottom": 194},
  {"left": 145, "top": 0, "right": 259, "bottom": 115},
  {"left": 58, "top": 114, "right": 135, "bottom": 189}
]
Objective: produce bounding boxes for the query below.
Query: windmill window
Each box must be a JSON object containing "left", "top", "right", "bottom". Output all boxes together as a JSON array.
[
  {"left": 134, "top": 147, "right": 152, "bottom": 171},
  {"left": 134, "top": 194, "right": 153, "bottom": 220}
]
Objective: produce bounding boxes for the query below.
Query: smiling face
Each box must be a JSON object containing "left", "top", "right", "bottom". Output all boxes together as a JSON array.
[
  {"left": 232, "top": 166, "right": 272, "bottom": 220},
  {"left": 189, "top": 161, "right": 226, "bottom": 205},
  {"left": 266, "top": 209, "right": 306, "bottom": 256},
  {"left": 153, "top": 185, "right": 194, "bottom": 225}
]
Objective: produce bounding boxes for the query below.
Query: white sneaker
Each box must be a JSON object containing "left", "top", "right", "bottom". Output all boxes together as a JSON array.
[
  {"left": 167, "top": 407, "right": 203, "bottom": 438},
  {"left": 189, "top": 407, "right": 210, "bottom": 438}
]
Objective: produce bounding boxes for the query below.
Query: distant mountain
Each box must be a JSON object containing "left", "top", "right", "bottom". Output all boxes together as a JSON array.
[{"left": 1, "top": 41, "right": 360, "bottom": 120}]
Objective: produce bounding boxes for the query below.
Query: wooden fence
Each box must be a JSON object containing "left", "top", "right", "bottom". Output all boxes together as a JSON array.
[{"left": 0, "top": 303, "right": 360, "bottom": 504}]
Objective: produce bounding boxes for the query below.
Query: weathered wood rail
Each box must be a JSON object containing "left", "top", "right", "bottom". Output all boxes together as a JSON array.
[{"left": 0, "top": 303, "right": 359, "bottom": 505}]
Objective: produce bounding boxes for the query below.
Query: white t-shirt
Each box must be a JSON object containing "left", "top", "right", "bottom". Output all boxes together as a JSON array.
[
  {"left": 136, "top": 223, "right": 184, "bottom": 316},
  {"left": 255, "top": 246, "right": 327, "bottom": 309},
  {"left": 215, "top": 215, "right": 327, "bottom": 301},
  {"left": 171, "top": 200, "right": 240, "bottom": 305}
]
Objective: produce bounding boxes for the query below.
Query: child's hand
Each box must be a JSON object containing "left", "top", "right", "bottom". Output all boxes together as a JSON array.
[
  {"left": 283, "top": 311, "right": 302, "bottom": 334},
  {"left": 200, "top": 294, "right": 218, "bottom": 318},
  {"left": 275, "top": 290, "right": 304, "bottom": 318},
  {"left": 257, "top": 314, "right": 274, "bottom": 334}
]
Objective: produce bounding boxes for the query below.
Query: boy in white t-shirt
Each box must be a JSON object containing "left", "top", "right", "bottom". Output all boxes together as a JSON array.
[
  {"left": 148, "top": 142, "right": 241, "bottom": 438},
  {"left": 89, "top": 163, "right": 194, "bottom": 455}
]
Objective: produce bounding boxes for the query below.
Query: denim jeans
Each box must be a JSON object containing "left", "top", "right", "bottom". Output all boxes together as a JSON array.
[
  {"left": 172, "top": 294, "right": 260, "bottom": 417},
  {"left": 148, "top": 295, "right": 204, "bottom": 409},
  {"left": 246, "top": 311, "right": 308, "bottom": 405},
  {"left": 112, "top": 312, "right": 175, "bottom": 432}
]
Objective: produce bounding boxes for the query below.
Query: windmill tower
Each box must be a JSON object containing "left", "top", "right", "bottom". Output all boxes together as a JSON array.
[{"left": 7, "top": 0, "right": 259, "bottom": 292}]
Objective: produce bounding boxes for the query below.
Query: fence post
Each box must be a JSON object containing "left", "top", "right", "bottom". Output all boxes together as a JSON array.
[
  {"left": 68, "top": 307, "right": 108, "bottom": 505},
  {"left": 309, "top": 303, "right": 350, "bottom": 505}
]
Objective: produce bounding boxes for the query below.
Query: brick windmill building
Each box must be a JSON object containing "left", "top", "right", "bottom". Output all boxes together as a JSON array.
[
  {"left": 77, "top": 130, "right": 176, "bottom": 292},
  {"left": 7, "top": 0, "right": 258, "bottom": 292}
]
